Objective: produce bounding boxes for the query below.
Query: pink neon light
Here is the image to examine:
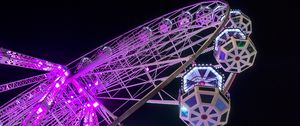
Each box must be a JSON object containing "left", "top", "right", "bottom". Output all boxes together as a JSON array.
[
  {"left": 145, "top": 67, "right": 149, "bottom": 72},
  {"left": 93, "top": 102, "right": 99, "bottom": 108},
  {"left": 55, "top": 83, "right": 60, "bottom": 88},
  {"left": 64, "top": 71, "right": 69, "bottom": 76},
  {"left": 36, "top": 107, "right": 43, "bottom": 114}
]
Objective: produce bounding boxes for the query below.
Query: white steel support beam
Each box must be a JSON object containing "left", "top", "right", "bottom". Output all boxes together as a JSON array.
[
  {"left": 97, "top": 97, "right": 178, "bottom": 105},
  {"left": 0, "top": 48, "right": 61, "bottom": 71},
  {"left": 0, "top": 74, "right": 48, "bottom": 93}
]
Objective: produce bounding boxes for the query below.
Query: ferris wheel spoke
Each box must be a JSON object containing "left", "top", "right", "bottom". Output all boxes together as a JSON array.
[
  {"left": 98, "top": 86, "right": 178, "bottom": 105},
  {"left": 97, "top": 60, "right": 183, "bottom": 92},
  {"left": 92, "top": 35, "right": 214, "bottom": 89},
  {"left": 0, "top": 73, "right": 48, "bottom": 93},
  {"left": 0, "top": 80, "right": 50, "bottom": 116},
  {"left": 0, "top": 91, "right": 45, "bottom": 125},
  {"left": 97, "top": 76, "right": 166, "bottom": 96},
  {"left": 97, "top": 97, "right": 178, "bottom": 105},
  {"left": 90, "top": 57, "right": 189, "bottom": 75},
  {"left": 0, "top": 47, "right": 62, "bottom": 71},
  {"left": 240, "top": 58, "right": 250, "bottom": 66},
  {"left": 101, "top": 67, "right": 175, "bottom": 96},
  {"left": 104, "top": 84, "right": 155, "bottom": 116},
  {"left": 94, "top": 32, "right": 204, "bottom": 75},
  {"left": 90, "top": 22, "right": 218, "bottom": 75}
]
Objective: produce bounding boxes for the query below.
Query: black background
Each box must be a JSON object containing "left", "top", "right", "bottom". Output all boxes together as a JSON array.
[{"left": 0, "top": 0, "right": 299, "bottom": 125}]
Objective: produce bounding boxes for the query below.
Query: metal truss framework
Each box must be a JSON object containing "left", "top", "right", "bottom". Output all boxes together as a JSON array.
[{"left": 0, "top": 1, "right": 254, "bottom": 126}]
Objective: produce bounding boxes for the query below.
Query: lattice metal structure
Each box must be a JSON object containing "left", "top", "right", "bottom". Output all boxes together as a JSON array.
[{"left": 0, "top": 1, "right": 256, "bottom": 126}]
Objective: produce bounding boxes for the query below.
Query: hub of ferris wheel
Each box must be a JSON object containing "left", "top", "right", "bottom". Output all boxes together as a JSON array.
[{"left": 179, "top": 9, "right": 257, "bottom": 126}]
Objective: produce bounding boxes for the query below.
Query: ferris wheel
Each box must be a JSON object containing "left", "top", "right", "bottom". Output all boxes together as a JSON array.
[{"left": 0, "top": 0, "right": 257, "bottom": 126}]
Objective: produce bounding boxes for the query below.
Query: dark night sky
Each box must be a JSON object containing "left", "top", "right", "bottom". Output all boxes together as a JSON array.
[{"left": 0, "top": 0, "right": 299, "bottom": 125}]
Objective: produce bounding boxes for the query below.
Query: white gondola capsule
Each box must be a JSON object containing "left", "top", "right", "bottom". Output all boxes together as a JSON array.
[
  {"left": 215, "top": 37, "right": 257, "bottom": 73},
  {"left": 159, "top": 18, "right": 172, "bottom": 34},
  {"left": 179, "top": 86, "right": 230, "bottom": 126},
  {"left": 225, "top": 10, "right": 252, "bottom": 36},
  {"left": 178, "top": 11, "right": 193, "bottom": 28}
]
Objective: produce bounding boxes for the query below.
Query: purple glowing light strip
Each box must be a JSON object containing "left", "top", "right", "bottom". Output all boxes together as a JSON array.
[{"left": 0, "top": 47, "right": 61, "bottom": 71}]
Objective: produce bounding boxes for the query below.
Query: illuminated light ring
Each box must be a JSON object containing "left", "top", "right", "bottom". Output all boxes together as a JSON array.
[
  {"left": 216, "top": 37, "right": 257, "bottom": 73},
  {"left": 225, "top": 10, "right": 252, "bottom": 36},
  {"left": 195, "top": 7, "right": 213, "bottom": 27},
  {"left": 213, "top": 5, "right": 228, "bottom": 22},
  {"left": 178, "top": 11, "right": 193, "bottom": 28},
  {"left": 76, "top": 57, "right": 92, "bottom": 70},
  {"left": 159, "top": 19, "right": 172, "bottom": 32},
  {"left": 102, "top": 46, "right": 113, "bottom": 55},
  {"left": 159, "top": 18, "right": 172, "bottom": 34},
  {"left": 229, "top": 10, "right": 242, "bottom": 16},
  {"left": 183, "top": 66, "right": 223, "bottom": 92},
  {"left": 214, "top": 28, "right": 246, "bottom": 52},
  {"left": 138, "top": 27, "right": 152, "bottom": 43},
  {"left": 81, "top": 57, "right": 92, "bottom": 64},
  {"left": 96, "top": 46, "right": 113, "bottom": 59}
]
